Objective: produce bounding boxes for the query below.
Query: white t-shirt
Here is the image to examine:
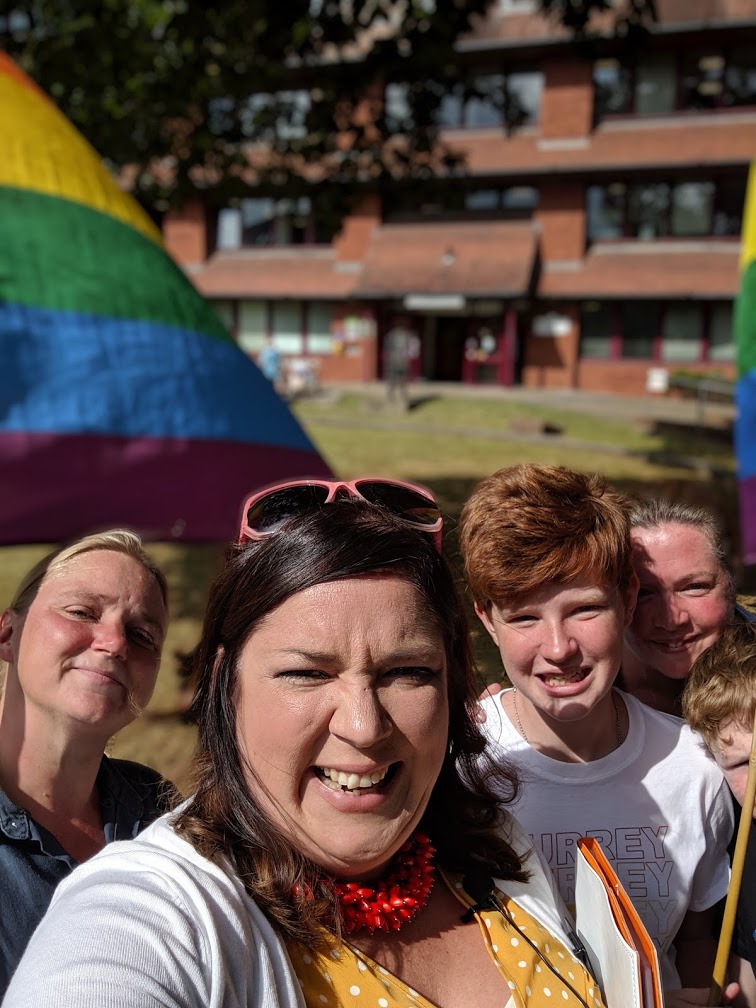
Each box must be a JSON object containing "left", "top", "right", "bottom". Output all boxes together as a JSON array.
[
  {"left": 479, "top": 689, "right": 734, "bottom": 990},
  {"left": 3, "top": 808, "right": 585, "bottom": 1008}
]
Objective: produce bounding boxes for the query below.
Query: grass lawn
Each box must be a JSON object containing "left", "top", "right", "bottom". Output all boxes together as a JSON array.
[{"left": 1, "top": 390, "right": 737, "bottom": 793}]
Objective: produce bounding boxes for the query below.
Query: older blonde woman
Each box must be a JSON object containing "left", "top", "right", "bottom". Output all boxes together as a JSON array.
[
  {"left": 622, "top": 499, "right": 756, "bottom": 714},
  {"left": 0, "top": 530, "right": 172, "bottom": 992}
]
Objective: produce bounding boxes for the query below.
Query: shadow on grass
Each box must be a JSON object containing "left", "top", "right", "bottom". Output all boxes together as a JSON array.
[{"left": 407, "top": 394, "right": 441, "bottom": 412}]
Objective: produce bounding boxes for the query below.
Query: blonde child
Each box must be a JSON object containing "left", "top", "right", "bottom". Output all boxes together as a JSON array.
[{"left": 683, "top": 621, "right": 756, "bottom": 1006}]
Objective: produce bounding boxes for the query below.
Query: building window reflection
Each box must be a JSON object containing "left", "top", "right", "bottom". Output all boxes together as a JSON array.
[
  {"left": 438, "top": 69, "right": 543, "bottom": 130},
  {"left": 594, "top": 49, "right": 756, "bottom": 121},
  {"left": 579, "top": 301, "right": 734, "bottom": 363},
  {"left": 586, "top": 176, "right": 745, "bottom": 242}
]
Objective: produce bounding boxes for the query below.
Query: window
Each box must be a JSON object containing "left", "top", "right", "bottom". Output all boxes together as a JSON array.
[
  {"left": 464, "top": 186, "right": 539, "bottom": 213},
  {"left": 217, "top": 197, "right": 321, "bottom": 249},
  {"left": 497, "top": 0, "right": 536, "bottom": 10},
  {"left": 681, "top": 51, "right": 730, "bottom": 110},
  {"left": 580, "top": 302, "right": 613, "bottom": 358},
  {"left": 465, "top": 190, "right": 500, "bottom": 211},
  {"left": 437, "top": 70, "right": 543, "bottom": 129},
  {"left": 241, "top": 197, "right": 312, "bottom": 246},
  {"left": 660, "top": 304, "right": 703, "bottom": 362},
  {"left": 635, "top": 54, "right": 677, "bottom": 116},
  {"left": 725, "top": 48, "right": 756, "bottom": 107},
  {"left": 596, "top": 49, "right": 756, "bottom": 122},
  {"left": 216, "top": 209, "right": 243, "bottom": 250},
  {"left": 238, "top": 302, "right": 268, "bottom": 355},
  {"left": 621, "top": 302, "right": 658, "bottom": 358},
  {"left": 670, "top": 182, "right": 714, "bottom": 237},
  {"left": 587, "top": 184, "right": 626, "bottom": 240},
  {"left": 508, "top": 70, "right": 544, "bottom": 127},
  {"left": 226, "top": 301, "right": 340, "bottom": 356},
  {"left": 241, "top": 199, "right": 276, "bottom": 245},
  {"left": 714, "top": 176, "right": 748, "bottom": 236},
  {"left": 243, "top": 90, "right": 310, "bottom": 140},
  {"left": 501, "top": 186, "right": 539, "bottom": 211},
  {"left": 271, "top": 302, "right": 304, "bottom": 354},
  {"left": 708, "top": 303, "right": 735, "bottom": 362},
  {"left": 438, "top": 88, "right": 464, "bottom": 128},
  {"left": 593, "top": 60, "right": 633, "bottom": 119},
  {"left": 307, "top": 303, "right": 333, "bottom": 353},
  {"left": 466, "top": 74, "right": 506, "bottom": 128},
  {"left": 578, "top": 301, "right": 734, "bottom": 362},
  {"left": 587, "top": 176, "right": 744, "bottom": 243},
  {"left": 387, "top": 184, "right": 537, "bottom": 221},
  {"left": 628, "top": 184, "right": 670, "bottom": 239}
]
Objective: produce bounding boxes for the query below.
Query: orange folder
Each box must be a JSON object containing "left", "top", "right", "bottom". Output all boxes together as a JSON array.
[{"left": 575, "top": 837, "right": 664, "bottom": 1008}]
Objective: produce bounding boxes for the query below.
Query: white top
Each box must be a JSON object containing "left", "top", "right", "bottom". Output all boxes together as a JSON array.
[
  {"left": 2, "top": 809, "right": 583, "bottom": 1008},
  {"left": 479, "top": 688, "right": 734, "bottom": 990}
]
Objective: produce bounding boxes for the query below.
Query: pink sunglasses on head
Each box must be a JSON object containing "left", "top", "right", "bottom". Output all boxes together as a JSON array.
[{"left": 238, "top": 477, "right": 443, "bottom": 551}]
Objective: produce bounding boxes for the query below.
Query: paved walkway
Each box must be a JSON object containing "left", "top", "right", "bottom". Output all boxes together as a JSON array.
[{"left": 320, "top": 380, "right": 734, "bottom": 430}]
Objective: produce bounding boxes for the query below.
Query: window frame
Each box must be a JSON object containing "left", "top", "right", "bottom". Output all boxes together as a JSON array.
[
  {"left": 434, "top": 67, "right": 544, "bottom": 131},
  {"left": 585, "top": 175, "right": 745, "bottom": 245},
  {"left": 578, "top": 300, "right": 735, "bottom": 364},
  {"left": 593, "top": 46, "right": 756, "bottom": 123}
]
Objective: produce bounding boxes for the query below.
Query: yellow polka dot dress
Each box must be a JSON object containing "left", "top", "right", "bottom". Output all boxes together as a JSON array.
[{"left": 285, "top": 871, "right": 605, "bottom": 1008}]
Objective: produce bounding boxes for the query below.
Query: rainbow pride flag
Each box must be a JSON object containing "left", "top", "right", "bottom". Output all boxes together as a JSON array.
[
  {"left": 0, "top": 55, "right": 330, "bottom": 544},
  {"left": 736, "top": 163, "right": 756, "bottom": 565}
]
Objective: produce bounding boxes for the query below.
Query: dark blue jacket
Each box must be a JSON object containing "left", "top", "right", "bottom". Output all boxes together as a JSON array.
[{"left": 0, "top": 756, "right": 173, "bottom": 995}]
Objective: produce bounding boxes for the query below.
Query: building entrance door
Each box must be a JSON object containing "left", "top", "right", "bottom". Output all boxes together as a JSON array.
[{"left": 432, "top": 317, "right": 466, "bottom": 381}]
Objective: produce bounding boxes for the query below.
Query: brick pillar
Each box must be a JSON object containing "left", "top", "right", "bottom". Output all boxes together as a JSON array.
[{"left": 162, "top": 199, "right": 208, "bottom": 267}]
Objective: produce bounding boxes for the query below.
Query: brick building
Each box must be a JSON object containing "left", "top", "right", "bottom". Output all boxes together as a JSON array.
[{"left": 165, "top": 0, "right": 756, "bottom": 396}]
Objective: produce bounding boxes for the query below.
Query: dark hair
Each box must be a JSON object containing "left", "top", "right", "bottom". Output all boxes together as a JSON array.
[{"left": 175, "top": 500, "right": 525, "bottom": 946}]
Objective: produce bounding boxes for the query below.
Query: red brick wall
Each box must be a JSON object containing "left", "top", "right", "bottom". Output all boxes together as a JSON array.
[
  {"left": 316, "top": 353, "right": 370, "bottom": 382},
  {"left": 536, "top": 182, "right": 586, "bottom": 262},
  {"left": 163, "top": 200, "right": 207, "bottom": 266},
  {"left": 334, "top": 193, "right": 381, "bottom": 262},
  {"left": 521, "top": 306, "right": 580, "bottom": 388},
  {"left": 540, "top": 58, "right": 593, "bottom": 139},
  {"left": 330, "top": 304, "right": 378, "bottom": 380},
  {"left": 576, "top": 359, "right": 736, "bottom": 396}
]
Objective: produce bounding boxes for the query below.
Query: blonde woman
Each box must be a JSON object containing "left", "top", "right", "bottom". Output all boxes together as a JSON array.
[{"left": 0, "top": 530, "right": 173, "bottom": 992}]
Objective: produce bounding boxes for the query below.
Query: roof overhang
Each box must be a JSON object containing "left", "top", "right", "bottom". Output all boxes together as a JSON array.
[
  {"left": 354, "top": 220, "right": 538, "bottom": 299},
  {"left": 541, "top": 242, "right": 739, "bottom": 300},
  {"left": 193, "top": 248, "right": 357, "bottom": 300}
]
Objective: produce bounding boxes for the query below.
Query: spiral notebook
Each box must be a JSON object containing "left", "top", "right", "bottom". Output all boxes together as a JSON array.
[{"left": 575, "top": 837, "right": 664, "bottom": 1008}]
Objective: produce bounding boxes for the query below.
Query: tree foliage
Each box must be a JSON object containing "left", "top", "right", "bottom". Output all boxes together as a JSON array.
[{"left": 1, "top": 0, "right": 657, "bottom": 217}]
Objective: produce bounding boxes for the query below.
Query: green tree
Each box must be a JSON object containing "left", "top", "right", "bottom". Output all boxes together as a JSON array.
[{"left": 1, "top": 0, "right": 656, "bottom": 219}]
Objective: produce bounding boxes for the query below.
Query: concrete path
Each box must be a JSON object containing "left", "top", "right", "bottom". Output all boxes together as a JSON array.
[{"left": 318, "top": 380, "right": 734, "bottom": 431}]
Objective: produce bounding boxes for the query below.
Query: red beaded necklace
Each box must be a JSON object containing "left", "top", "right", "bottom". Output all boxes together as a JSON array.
[{"left": 334, "top": 832, "right": 435, "bottom": 934}]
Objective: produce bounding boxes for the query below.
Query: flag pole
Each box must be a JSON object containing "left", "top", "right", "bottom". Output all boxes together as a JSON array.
[{"left": 708, "top": 705, "right": 756, "bottom": 1004}]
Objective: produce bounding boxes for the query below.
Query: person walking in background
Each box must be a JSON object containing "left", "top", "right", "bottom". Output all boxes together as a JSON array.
[
  {"left": 257, "top": 335, "right": 282, "bottom": 392},
  {"left": 0, "top": 530, "right": 174, "bottom": 994},
  {"left": 384, "top": 316, "right": 417, "bottom": 408}
]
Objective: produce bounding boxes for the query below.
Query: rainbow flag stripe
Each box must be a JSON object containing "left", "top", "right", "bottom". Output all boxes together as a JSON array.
[
  {"left": 736, "top": 163, "right": 756, "bottom": 564},
  {"left": 0, "top": 54, "right": 330, "bottom": 543}
]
